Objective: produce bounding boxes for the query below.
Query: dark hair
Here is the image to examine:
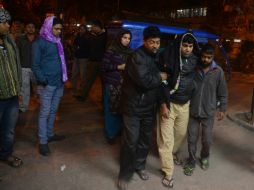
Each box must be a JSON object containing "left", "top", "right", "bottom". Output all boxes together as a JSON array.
[
  {"left": 143, "top": 26, "right": 161, "bottom": 40},
  {"left": 182, "top": 34, "right": 196, "bottom": 44},
  {"left": 25, "top": 20, "right": 36, "bottom": 27},
  {"left": 53, "top": 17, "right": 63, "bottom": 26},
  {"left": 118, "top": 29, "right": 132, "bottom": 40},
  {"left": 201, "top": 43, "right": 215, "bottom": 55},
  {"left": 91, "top": 19, "right": 103, "bottom": 29}
]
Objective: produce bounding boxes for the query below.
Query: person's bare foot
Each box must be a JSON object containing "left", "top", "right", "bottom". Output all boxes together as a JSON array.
[{"left": 117, "top": 178, "right": 128, "bottom": 190}]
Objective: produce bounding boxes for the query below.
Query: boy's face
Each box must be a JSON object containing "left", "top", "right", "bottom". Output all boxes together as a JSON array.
[
  {"left": 201, "top": 52, "right": 214, "bottom": 68},
  {"left": 181, "top": 42, "right": 193, "bottom": 57}
]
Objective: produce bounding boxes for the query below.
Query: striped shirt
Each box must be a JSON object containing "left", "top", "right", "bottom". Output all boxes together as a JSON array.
[{"left": 0, "top": 36, "right": 21, "bottom": 99}]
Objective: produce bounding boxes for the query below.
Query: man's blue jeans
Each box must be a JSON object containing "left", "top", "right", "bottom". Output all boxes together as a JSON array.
[
  {"left": 37, "top": 85, "right": 64, "bottom": 144},
  {"left": 0, "top": 96, "right": 19, "bottom": 159}
]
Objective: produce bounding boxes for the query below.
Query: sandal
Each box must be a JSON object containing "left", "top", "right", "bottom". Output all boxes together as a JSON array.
[
  {"left": 162, "top": 176, "right": 173, "bottom": 188},
  {"left": 1, "top": 155, "right": 23, "bottom": 168},
  {"left": 173, "top": 154, "right": 183, "bottom": 165}
]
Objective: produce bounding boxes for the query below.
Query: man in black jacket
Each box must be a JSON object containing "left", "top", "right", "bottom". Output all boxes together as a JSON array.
[
  {"left": 183, "top": 43, "right": 227, "bottom": 176},
  {"left": 157, "top": 33, "right": 199, "bottom": 188},
  {"left": 117, "top": 26, "right": 167, "bottom": 190},
  {"left": 75, "top": 20, "right": 107, "bottom": 101},
  {"left": 71, "top": 25, "right": 90, "bottom": 95}
]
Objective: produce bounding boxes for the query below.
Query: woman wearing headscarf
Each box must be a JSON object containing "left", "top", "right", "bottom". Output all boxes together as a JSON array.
[
  {"left": 101, "top": 29, "right": 132, "bottom": 144},
  {"left": 32, "top": 16, "right": 68, "bottom": 156}
]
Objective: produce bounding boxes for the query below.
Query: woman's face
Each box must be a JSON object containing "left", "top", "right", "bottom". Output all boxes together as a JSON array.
[
  {"left": 52, "top": 23, "right": 63, "bottom": 37},
  {"left": 120, "top": 33, "right": 131, "bottom": 47}
]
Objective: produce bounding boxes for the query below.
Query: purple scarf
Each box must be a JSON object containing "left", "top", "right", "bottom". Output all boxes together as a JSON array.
[{"left": 39, "top": 16, "right": 68, "bottom": 82}]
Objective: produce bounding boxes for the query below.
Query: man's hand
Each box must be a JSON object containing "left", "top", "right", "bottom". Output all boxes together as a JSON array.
[
  {"left": 160, "top": 72, "right": 168, "bottom": 81},
  {"left": 160, "top": 103, "right": 169, "bottom": 119},
  {"left": 216, "top": 111, "right": 225, "bottom": 121},
  {"left": 117, "top": 64, "right": 126, "bottom": 70}
]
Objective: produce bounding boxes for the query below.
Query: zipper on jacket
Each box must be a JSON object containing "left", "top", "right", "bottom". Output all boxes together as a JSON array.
[{"left": 198, "top": 78, "right": 205, "bottom": 116}]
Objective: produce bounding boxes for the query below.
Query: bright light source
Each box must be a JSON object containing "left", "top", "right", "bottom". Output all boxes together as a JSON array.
[
  {"left": 77, "top": 23, "right": 80, "bottom": 27},
  {"left": 226, "top": 39, "right": 230, "bottom": 42},
  {"left": 234, "top": 39, "right": 241, "bottom": 43}
]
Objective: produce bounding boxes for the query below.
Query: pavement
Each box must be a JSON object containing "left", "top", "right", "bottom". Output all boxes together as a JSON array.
[{"left": 1, "top": 73, "right": 254, "bottom": 190}]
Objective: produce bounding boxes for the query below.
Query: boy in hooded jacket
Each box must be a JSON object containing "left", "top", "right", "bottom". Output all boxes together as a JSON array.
[{"left": 157, "top": 32, "right": 199, "bottom": 188}]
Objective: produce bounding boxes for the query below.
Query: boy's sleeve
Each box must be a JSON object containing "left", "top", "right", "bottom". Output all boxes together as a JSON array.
[{"left": 217, "top": 69, "right": 228, "bottom": 112}]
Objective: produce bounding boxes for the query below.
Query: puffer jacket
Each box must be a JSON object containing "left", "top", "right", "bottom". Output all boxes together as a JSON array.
[{"left": 121, "top": 46, "right": 161, "bottom": 116}]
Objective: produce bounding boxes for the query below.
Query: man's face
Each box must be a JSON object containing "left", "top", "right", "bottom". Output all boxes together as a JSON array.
[
  {"left": 52, "top": 23, "right": 63, "bottom": 37},
  {"left": 91, "top": 25, "right": 101, "bottom": 34},
  {"left": 79, "top": 26, "right": 86, "bottom": 35},
  {"left": 144, "top": 37, "right": 160, "bottom": 54},
  {"left": 181, "top": 42, "right": 194, "bottom": 57},
  {"left": 201, "top": 52, "right": 214, "bottom": 68},
  {"left": 0, "top": 21, "right": 10, "bottom": 35},
  {"left": 25, "top": 23, "right": 35, "bottom": 35}
]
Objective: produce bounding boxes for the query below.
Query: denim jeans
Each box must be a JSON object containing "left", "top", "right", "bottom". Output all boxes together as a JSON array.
[
  {"left": 0, "top": 96, "right": 19, "bottom": 159},
  {"left": 37, "top": 85, "right": 64, "bottom": 144}
]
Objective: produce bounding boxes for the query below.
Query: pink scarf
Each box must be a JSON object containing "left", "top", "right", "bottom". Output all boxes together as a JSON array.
[{"left": 39, "top": 16, "right": 68, "bottom": 82}]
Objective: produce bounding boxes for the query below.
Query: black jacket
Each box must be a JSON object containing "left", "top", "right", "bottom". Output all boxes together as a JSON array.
[
  {"left": 159, "top": 32, "right": 199, "bottom": 104},
  {"left": 121, "top": 46, "right": 161, "bottom": 116},
  {"left": 74, "top": 33, "right": 90, "bottom": 59},
  {"left": 89, "top": 31, "right": 107, "bottom": 61}
]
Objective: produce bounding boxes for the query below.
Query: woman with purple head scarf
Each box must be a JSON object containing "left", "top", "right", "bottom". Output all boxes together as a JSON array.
[{"left": 32, "top": 16, "right": 67, "bottom": 156}]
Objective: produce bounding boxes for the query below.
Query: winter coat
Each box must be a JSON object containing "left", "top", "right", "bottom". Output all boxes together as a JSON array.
[{"left": 121, "top": 46, "right": 161, "bottom": 116}]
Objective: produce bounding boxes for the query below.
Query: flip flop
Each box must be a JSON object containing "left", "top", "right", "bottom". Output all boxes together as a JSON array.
[
  {"left": 162, "top": 176, "right": 174, "bottom": 188},
  {"left": 1, "top": 155, "right": 23, "bottom": 168}
]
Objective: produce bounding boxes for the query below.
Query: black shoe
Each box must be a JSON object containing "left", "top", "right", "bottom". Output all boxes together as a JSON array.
[
  {"left": 74, "top": 95, "right": 86, "bottom": 102},
  {"left": 117, "top": 178, "right": 128, "bottom": 190},
  {"left": 107, "top": 137, "right": 117, "bottom": 145},
  {"left": 39, "top": 144, "right": 50, "bottom": 156},
  {"left": 48, "top": 134, "right": 66, "bottom": 143},
  {"left": 136, "top": 170, "right": 149, "bottom": 180}
]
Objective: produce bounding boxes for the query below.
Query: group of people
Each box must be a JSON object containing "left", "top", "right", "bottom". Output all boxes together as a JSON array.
[
  {"left": 0, "top": 7, "right": 228, "bottom": 190},
  {"left": 101, "top": 26, "right": 227, "bottom": 190},
  {"left": 0, "top": 8, "right": 69, "bottom": 165}
]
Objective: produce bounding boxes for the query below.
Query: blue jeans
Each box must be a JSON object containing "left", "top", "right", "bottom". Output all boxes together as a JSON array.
[
  {"left": 37, "top": 85, "right": 64, "bottom": 144},
  {"left": 0, "top": 96, "right": 19, "bottom": 159}
]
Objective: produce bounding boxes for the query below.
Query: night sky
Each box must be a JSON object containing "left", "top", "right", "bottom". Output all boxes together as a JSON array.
[{"left": 3, "top": 0, "right": 204, "bottom": 22}]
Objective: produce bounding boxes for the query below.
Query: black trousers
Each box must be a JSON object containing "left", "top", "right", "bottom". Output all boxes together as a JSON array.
[
  {"left": 119, "top": 113, "right": 155, "bottom": 181},
  {"left": 187, "top": 116, "right": 214, "bottom": 165},
  {"left": 80, "top": 60, "right": 101, "bottom": 100}
]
